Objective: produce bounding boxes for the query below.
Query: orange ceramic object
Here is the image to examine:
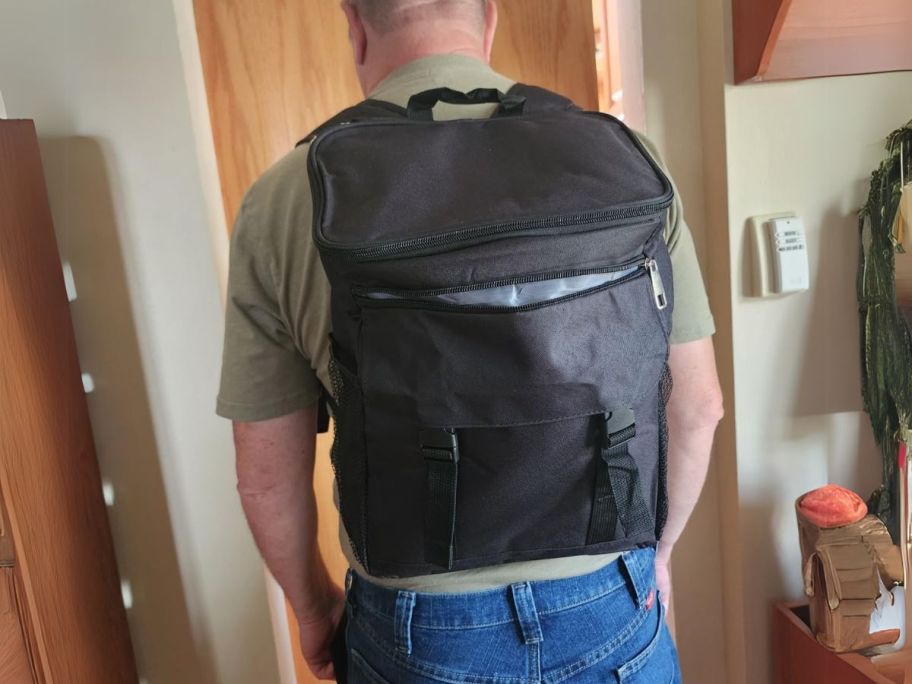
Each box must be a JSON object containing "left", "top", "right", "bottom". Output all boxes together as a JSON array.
[{"left": 798, "top": 485, "right": 868, "bottom": 528}]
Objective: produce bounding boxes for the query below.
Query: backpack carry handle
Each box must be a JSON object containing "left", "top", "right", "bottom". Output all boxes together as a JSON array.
[{"left": 406, "top": 87, "right": 526, "bottom": 121}]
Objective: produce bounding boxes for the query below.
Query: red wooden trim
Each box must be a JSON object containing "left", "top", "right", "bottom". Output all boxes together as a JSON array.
[
  {"left": 772, "top": 602, "right": 896, "bottom": 684},
  {"left": 733, "top": 0, "right": 786, "bottom": 83}
]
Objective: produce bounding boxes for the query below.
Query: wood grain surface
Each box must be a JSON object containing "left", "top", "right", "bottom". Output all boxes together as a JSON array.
[
  {"left": 732, "top": 0, "right": 791, "bottom": 84},
  {"left": 0, "top": 120, "right": 137, "bottom": 683},
  {"left": 773, "top": 602, "right": 896, "bottom": 684},
  {"left": 764, "top": 0, "right": 912, "bottom": 82},
  {"left": 734, "top": 0, "right": 912, "bottom": 83},
  {"left": 0, "top": 568, "right": 33, "bottom": 683},
  {"left": 193, "top": 0, "right": 598, "bottom": 227},
  {"left": 192, "top": 2, "right": 598, "bottom": 681},
  {"left": 493, "top": 0, "right": 597, "bottom": 110},
  {"left": 193, "top": 0, "right": 363, "bottom": 228},
  {"left": 0, "top": 490, "right": 16, "bottom": 565}
]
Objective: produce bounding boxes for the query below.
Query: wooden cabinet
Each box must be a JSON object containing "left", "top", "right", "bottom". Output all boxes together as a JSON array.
[{"left": 0, "top": 120, "right": 137, "bottom": 682}]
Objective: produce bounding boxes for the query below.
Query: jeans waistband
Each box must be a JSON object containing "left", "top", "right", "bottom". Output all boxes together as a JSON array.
[{"left": 346, "top": 546, "right": 656, "bottom": 631}]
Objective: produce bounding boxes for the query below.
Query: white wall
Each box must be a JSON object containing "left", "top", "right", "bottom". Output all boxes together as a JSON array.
[
  {"left": 725, "top": 70, "right": 912, "bottom": 684},
  {"left": 0, "top": 2, "right": 279, "bottom": 683},
  {"left": 644, "top": 2, "right": 912, "bottom": 682}
]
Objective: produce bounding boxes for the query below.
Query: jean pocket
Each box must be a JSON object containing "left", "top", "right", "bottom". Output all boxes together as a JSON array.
[
  {"left": 350, "top": 648, "right": 392, "bottom": 684},
  {"left": 617, "top": 603, "right": 676, "bottom": 684}
]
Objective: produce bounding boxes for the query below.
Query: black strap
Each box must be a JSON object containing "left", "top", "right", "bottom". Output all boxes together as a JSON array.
[
  {"left": 587, "top": 409, "right": 654, "bottom": 544},
  {"left": 316, "top": 387, "right": 332, "bottom": 434},
  {"left": 503, "top": 83, "right": 579, "bottom": 114},
  {"left": 406, "top": 87, "right": 526, "bottom": 121},
  {"left": 295, "top": 98, "right": 408, "bottom": 147},
  {"left": 295, "top": 82, "right": 578, "bottom": 146},
  {"left": 420, "top": 428, "right": 460, "bottom": 569}
]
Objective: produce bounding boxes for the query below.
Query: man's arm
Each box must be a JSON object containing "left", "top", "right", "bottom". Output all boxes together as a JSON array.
[
  {"left": 656, "top": 337, "right": 724, "bottom": 605},
  {"left": 233, "top": 406, "right": 343, "bottom": 680}
]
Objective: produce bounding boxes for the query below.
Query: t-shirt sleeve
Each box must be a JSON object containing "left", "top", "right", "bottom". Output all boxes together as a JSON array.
[
  {"left": 215, "top": 192, "right": 322, "bottom": 421},
  {"left": 636, "top": 133, "right": 716, "bottom": 344}
]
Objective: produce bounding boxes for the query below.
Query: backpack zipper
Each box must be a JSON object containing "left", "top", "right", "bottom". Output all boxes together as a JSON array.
[
  {"left": 354, "top": 257, "right": 645, "bottom": 299},
  {"left": 354, "top": 257, "right": 665, "bottom": 313},
  {"left": 333, "top": 207, "right": 669, "bottom": 262},
  {"left": 645, "top": 258, "right": 667, "bottom": 310}
]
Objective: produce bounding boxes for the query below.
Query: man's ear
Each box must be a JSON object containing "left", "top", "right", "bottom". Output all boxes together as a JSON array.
[
  {"left": 340, "top": 1, "right": 368, "bottom": 65},
  {"left": 482, "top": 0, "right": 498, "bottom": 62}
]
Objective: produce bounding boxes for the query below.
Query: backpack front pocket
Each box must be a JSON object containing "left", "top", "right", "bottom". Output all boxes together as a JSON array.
[
  {"left": 352, "top": 259, "right": 670, "bottom": 572},
  {"left": 354, "top": 258, "right": 668, "bottom": 428}
]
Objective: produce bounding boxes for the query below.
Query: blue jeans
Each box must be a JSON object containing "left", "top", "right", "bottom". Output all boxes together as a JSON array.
[{"left": 343, "top": 547, "right": 681, "bottom": 683}]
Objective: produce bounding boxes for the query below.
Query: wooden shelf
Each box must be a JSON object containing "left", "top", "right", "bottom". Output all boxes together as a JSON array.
[
  {"left": 773, "top": 601, "right": 912, "bottom": 684},
  {"left": 733, "top": 0, "right": 912, "bottom": 84}
]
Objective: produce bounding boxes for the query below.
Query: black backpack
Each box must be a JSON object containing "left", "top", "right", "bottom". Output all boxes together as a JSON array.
[{"left": 299, "top": 85, "right": 674, "bottom": 577}]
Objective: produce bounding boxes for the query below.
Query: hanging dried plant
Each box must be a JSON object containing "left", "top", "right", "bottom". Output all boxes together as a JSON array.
[{"left": 858, "top": 119, "right": 912, "bottom": 542}]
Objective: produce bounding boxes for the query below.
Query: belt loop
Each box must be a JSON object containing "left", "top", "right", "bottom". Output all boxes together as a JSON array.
[
  {"left": 510, "top": 582, "right": 543, "bottom": 645},
  {"left": 394, "top": 590, "right": 417, "bottom": 656},
  {"left": 619, "top": 549, "right": 649, "bottom": 609}
]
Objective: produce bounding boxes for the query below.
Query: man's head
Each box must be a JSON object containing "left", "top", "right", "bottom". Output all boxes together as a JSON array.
[{"left": 340, "top": 0, "right": 498, "bottom": 95}]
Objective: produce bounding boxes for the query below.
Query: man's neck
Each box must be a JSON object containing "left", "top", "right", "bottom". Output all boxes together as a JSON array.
[{"left": 360, "top": 27, "right": 487, "bottom": 95}]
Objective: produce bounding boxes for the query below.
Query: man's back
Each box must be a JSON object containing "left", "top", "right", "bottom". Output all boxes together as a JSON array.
[{"left": 218, "top": 54, "right": 713, "bottom": 592}]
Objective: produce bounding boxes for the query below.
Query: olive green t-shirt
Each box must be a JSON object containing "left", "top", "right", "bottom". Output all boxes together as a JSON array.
[{"left": 216, "top": 54, "right": 715, "bottom": 592}]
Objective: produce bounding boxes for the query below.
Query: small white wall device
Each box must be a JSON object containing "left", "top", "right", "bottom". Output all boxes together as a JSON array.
[
  {"left": 767, "top": 216, "right": 809, "bottom": 293},
  {"left": 749, "top": 213, "right": 810, "bottom": 297}
]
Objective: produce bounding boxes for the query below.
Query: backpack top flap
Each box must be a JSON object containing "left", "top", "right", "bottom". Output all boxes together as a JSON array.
[{"left": 307, "top": 106, "right": 673, "bottom": 262}]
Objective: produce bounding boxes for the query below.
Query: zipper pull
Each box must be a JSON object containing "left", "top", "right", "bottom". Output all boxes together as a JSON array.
[{"left": 646, "top": 259, "right": 668, "bottom": 310}]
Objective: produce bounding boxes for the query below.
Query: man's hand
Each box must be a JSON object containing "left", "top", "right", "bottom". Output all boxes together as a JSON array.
[
  {"left": 297, "top": 582, "right": 346, "bottom": 680},
  {"left": 656, "top": 338, "right": 723, "bottom": 611},
  {"left": 233, "top": 407, "right": 347, "bottom": 678}
]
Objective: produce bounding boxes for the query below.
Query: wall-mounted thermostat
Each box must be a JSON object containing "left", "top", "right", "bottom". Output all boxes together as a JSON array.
[
  {"left": 767, "top": 216, "right": 809, "bottom": 293},
  {"left": 749, "top": 213, "right": 810, "bottom": 297}
]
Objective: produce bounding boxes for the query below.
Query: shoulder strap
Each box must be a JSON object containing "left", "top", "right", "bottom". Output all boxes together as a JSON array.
[
  {"left": 503, "top": 83, "right": 580, "bottom": 114},
  {"left": 296, "top": 82, "right": 581, "bottom": 148},
  {"left": 294, "top": 99, "right": 408, "bottom": 147}
]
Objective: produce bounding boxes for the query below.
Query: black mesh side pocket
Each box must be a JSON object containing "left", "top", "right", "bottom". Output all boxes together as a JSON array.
[
  {"left": 655, "top": 363, "right": 673, "bottom": 540},
  {"left": 328, "top": 347, "right": 369, "bottom": 570}
]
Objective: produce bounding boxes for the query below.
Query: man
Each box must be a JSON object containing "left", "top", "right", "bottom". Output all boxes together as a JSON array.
[{"left": 216, "top": 0, "right": 723, "bottom": 680}]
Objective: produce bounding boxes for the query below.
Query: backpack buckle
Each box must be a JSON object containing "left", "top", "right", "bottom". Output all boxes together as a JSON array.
[
  {"left": 419, "top": 428, "right": 460, "bottom": 462},
  {"left": 602, "top": 409, "right": 636, "bottom": 449}
]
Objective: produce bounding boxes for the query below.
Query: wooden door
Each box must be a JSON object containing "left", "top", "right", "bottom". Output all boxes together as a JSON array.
[
  {"left": 192, "top": 2, "right": 597, "bottom": 681},
  {"left": 193, "top": 0, "right": 598, "bottom": 231},
  {"left": 492, "top": 0, "right": 598, "bottom": 110},
  {"left": 0, "top": 120, "right": 137, "bottom": 682}
]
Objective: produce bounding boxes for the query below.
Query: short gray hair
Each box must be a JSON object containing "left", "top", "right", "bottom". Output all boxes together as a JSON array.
[{"left": 350, "top": 0, "right": 485, "bottom": 34}]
